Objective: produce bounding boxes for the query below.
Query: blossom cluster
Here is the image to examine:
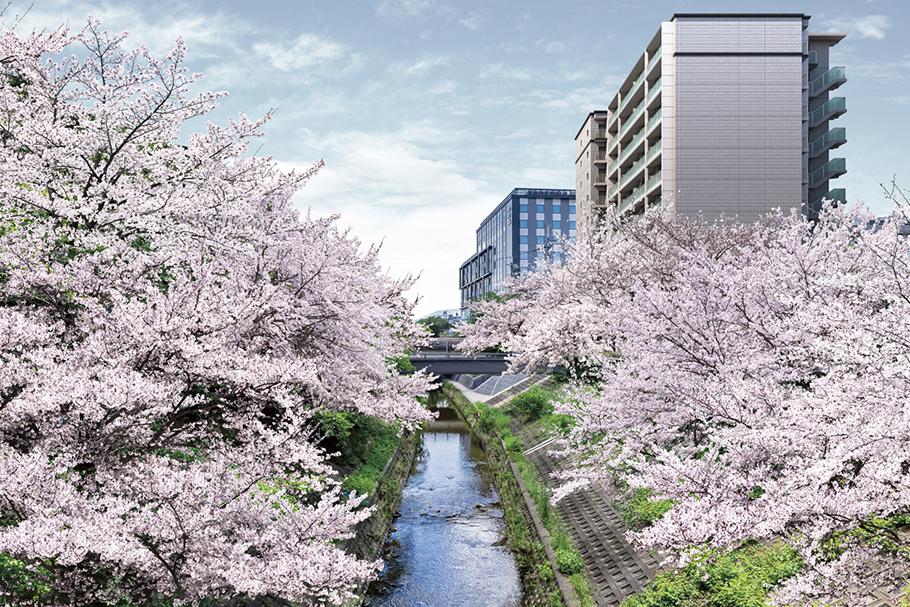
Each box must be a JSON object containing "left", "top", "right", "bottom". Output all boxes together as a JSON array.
[
  {"left": 462, "top": 201, "right": 910, "bottom": 605},
  {"left": 0, "top": 23, "right": 431, "bottom": 606}
]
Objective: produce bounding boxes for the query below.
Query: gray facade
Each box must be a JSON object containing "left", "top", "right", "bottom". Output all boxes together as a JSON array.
[
  {"left": 459, "top": 188, "right": 576, "bottom": 310},
  {"left": 575, "top": 14, "right": 847, "bottom": 228}
]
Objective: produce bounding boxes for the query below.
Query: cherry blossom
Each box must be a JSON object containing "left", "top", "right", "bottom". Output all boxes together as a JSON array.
[
  {"left": 462, "top": 201, "right": 910, "bottom": 605},
  {"left": 0, "top": 22, "right": 431, "bottom": 605}
]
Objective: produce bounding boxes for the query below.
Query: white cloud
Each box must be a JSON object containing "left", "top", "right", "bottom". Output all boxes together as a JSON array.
[
  {"left": 284, "top": 129, "right": 498, "bottom": 316},
  {"left": 375, "top": 0, "right": 435, "bottom": 16},
  {"left": 7, "top": 1, "right": 248, "bottom": 57},
  {"left": 458, "top": 12, "right": 483, "bottom": 31},
  {"left": 519, "top": 167, "right": 574, "bottom": 186},
  {"left": 479, "top": 63, "right": 533, "bottom": 81},
  {"left": 822, "top": 14, "right": 891, "bottom": 39},
  {"left": 393, "top": 54, "right": 449, "bottom": 77},
  {"left": 537, "top": 39, "right": 568, "bottom": 54},
  {"left": 254, "top": 33, "right": 348, "bottom": 71},
  {"left": 428, "top": 80, "right": 457, "bottom": 95},
  {"left": 376, "top": 0, "right": 482, "bottom": 30}
]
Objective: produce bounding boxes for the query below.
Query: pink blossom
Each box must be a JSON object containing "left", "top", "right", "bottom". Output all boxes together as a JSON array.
[{"left": 0, "top": 22, "right": 431, "bottom": 605}]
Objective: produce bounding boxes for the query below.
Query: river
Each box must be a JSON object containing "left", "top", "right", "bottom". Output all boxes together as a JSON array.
[{"left": 364, "top": 392, "right": 521, "bottom": 607}]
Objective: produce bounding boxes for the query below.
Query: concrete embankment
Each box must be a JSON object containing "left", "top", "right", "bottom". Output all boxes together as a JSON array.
[{"left": 442, "top": 382, "right": 579, "bottom": 607}]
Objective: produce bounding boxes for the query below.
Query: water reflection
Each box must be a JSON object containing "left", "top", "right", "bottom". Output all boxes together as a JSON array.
[{"left": 365, "top": 395, "right": 521, "bottom": 607}]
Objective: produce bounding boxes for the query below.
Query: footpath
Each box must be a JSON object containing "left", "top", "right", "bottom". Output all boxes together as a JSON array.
[{"left": 521, "top": 441, "right": 657, "bottom": 606}]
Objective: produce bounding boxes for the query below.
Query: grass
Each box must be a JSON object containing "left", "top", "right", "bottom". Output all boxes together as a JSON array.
[
  {"left": 614, "top": 486, "right": 674, "bottom": 530},
  {"left": 342, "top": 425, "right": 400, "bottom": 496},
  {"left": 621, "top": 541, "right": 803, "bottom": 607}
]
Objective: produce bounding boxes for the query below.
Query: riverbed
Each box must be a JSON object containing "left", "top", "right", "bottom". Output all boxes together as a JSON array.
[{"left": 364, "top": 393, "right": 521, "bottom": 607}]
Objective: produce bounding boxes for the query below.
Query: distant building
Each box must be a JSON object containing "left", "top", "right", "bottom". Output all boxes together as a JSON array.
[
  {"left": 459, "top": 188, "right": 576, "bottom": 311},
  {"left": 575, "top": 13, "right": 847, "bottom": 230},
  {"left": 424, "top": 308, "right": 465, "bottom": 323}
]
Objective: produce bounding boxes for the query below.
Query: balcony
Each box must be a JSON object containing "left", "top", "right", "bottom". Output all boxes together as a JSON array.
[
  {"left": 809, "top": 127, "right": 846, "bottom": 158},
  {"left": 620, "top": 71, "right": 646, "bottom": 114},
  {"left": 647, "top": 78, "right": 662, "bottom": 104},
  {"left": 619, "top": 157, "right": 646, "bottom": 191},
  {"left": 809, "top": 96, "right": 846, "bottom": 128},
  {"left": 593, "top": 128, "right": 607, "bottom": 140},
  {"left": 646, "top": 170, "right": 662, "bottom": 193},
  {"left": 593, "top": 171, "right": 609, "bottom": 186},
  {"left": 620, "top": 183, "right": 646, "bottom": 215},
  {"left": 807, "top": 50, "right": 817, "bottom": 67},
  {"left": 647, "top": 48, "right": 662, "bottom": 73},
  {"left": 593, "top": 147, "right": 608, "bottom": 162},
  {"left": 810, "top": 66, "right": 846, "bottom": 96},
  {"left": 647, "top": 139, "right": 662, "bottom": 164},
  {"left": 645, "top": 108, "right": 662, "bottom": 135},
  {"left": 811, "top": 187, "right": 847, "bottom": 207},
  {"left": 825, "top": 188, "right": 847, "bottom": 203},
  {"left": 608, "top": 136, "right": 620, "bottom": 157},
  {"left": 619, "top": 102, "right": 646, "bottom": 141},
  {"left": 809, "top": 158, "right": 846, "bottom": 189},
  {"left": 608, "top": 183, "right": 619, "bottom": 199},
  {"left": 617, "top": 130, "right": 646, "bottom": 167}
]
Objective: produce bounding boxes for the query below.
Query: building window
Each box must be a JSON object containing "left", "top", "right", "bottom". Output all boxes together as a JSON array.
[
  {"left": 536, "top": 236, "right": 545, "bottom": 245},
  {"left": 520, "top": 235, "right": 528, "bottom": 244},
  {"left": 569, "top": 221, "right": 576, "bottom": 229},
  {"left": 552, "top": 204, "right": 562, "bottom": 215},
  {"left": 536, "top": 220, "right": 544, "bottom": 229},
  {"left": 520, "top": 219, "right": 528, "bottom": 228},
  {"left": 553, "top": 220, "right": 562, "bottom": 229},
  {"left": 536, "top": 204, "right": 545, "bottom": 213},
  {"left": 520, "top": 251, "right": 528, "bottom": 260},
  {"left": 519, "top": 204, "right": 528, "bottom": 213},
  {"left": 568, "top": 204, "right": 577, "bottom": 213}
]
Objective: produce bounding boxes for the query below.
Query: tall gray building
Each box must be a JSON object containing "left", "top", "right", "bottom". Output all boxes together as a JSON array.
[
  {"left": 576, "top": 13, "right": 846, "bottom": 229},
  {"left": 459, "top": 188, "right": 576, "bottom": 311}
]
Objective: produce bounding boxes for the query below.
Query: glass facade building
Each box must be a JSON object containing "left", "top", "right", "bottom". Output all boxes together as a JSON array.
[{"left": 459, "top": 188, "right": 576, "bottom": 311}]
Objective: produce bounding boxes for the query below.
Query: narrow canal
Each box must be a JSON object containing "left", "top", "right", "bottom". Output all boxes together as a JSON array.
[{"left": 365, "top": 392, "right": 521, "bottom": 607}]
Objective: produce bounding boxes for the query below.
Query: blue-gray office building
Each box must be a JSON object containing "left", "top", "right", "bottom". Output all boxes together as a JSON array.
[{"left": 459, "top": 188, "right": 576, "bottom": 311}]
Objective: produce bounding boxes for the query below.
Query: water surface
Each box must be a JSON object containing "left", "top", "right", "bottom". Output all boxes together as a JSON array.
[{"left": 365, "top": 394, "right": 521, "bottom": 607}]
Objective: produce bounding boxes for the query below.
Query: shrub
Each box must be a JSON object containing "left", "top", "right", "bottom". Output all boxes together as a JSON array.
[
  {"left": 622, "top": 541, "right": 802, "bottom": 607},
  {"left": 511, "top": 386, "right": 556, "bottom": 420},
  {"left": 537, "top": 562, "right": 555, "bottom": 582},
  {"left": 555, "top": 547, "right": 585, "bottom": 575},
  {"left": 615, "top": 487, "right": 674, "bottom": 529},
  {"left": 477, "top": 403, "right": 511, "bottom": 436},
  {"left": 504, "top": 434, "right": 524, "bottom": 453}
]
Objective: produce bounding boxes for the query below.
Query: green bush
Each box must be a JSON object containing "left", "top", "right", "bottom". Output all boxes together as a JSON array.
[
  {"left": 555, "top": 547, "right": 585, "bottom": 575},
  {"left": 0, "top": 553, "right": 49, "bottom": 603},
  {"left": 476, "top": 403, "right": 511, "bottom": 436},
  {"left": 615, "top": 487, "right": 674, "bottom": 529},
  {"left": 537, "top": 561, "right": 556, "bottom": 582},
  {"left": 510, "top": 386, "right": 556, "bottom": 421},
  {"left": 622, "top": 541, "right": 802, "bottom": 607},
  {"left": 504, "top": 434, "right": 524, "bottom": 453}
]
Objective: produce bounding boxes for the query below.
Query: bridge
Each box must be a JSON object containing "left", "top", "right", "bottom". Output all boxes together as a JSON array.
[{"left": 410, "top": 338, "right": 510, "bottom": 375}]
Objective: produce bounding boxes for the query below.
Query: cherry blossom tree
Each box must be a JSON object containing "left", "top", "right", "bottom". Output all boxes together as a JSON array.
[
  {"left": 462, "top": 202, "right": 910, "bottom": 605},
  {"left": 0, "top": 22, "right": 431, "bottom": 606}
]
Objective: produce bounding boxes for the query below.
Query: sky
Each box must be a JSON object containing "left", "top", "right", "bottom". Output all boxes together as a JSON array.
[{"left": 7, "top": 0, "right": 910, "bottom": 316}]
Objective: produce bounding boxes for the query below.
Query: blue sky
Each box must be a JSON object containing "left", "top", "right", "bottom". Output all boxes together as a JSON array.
[{"left": 9, "top": 0, "right": 910, "bottom": 315}]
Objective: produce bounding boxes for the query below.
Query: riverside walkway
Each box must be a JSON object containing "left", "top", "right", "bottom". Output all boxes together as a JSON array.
[{"left": 520, "top": 432, "right": 658, "bottom": 606}]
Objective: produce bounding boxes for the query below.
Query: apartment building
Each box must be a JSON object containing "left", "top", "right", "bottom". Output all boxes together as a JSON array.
[
  {"left": 459, "top": 188, "right": 576, "bottom": 311},
  {"left": 576, "top": 13, "right": 847, "bottom": 229}
]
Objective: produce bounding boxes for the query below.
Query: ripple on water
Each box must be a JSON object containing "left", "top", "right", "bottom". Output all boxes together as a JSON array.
[{"left": 365, "top": 401, "right": 521, "bottom": 607}]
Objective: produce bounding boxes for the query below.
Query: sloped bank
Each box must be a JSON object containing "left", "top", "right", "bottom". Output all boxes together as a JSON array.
[
  {"left": 345, "top": 428, "right": 421, "bottom": 605},
  {"left": 442, "top": 382, "right": 579, "bottom": 607}
]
